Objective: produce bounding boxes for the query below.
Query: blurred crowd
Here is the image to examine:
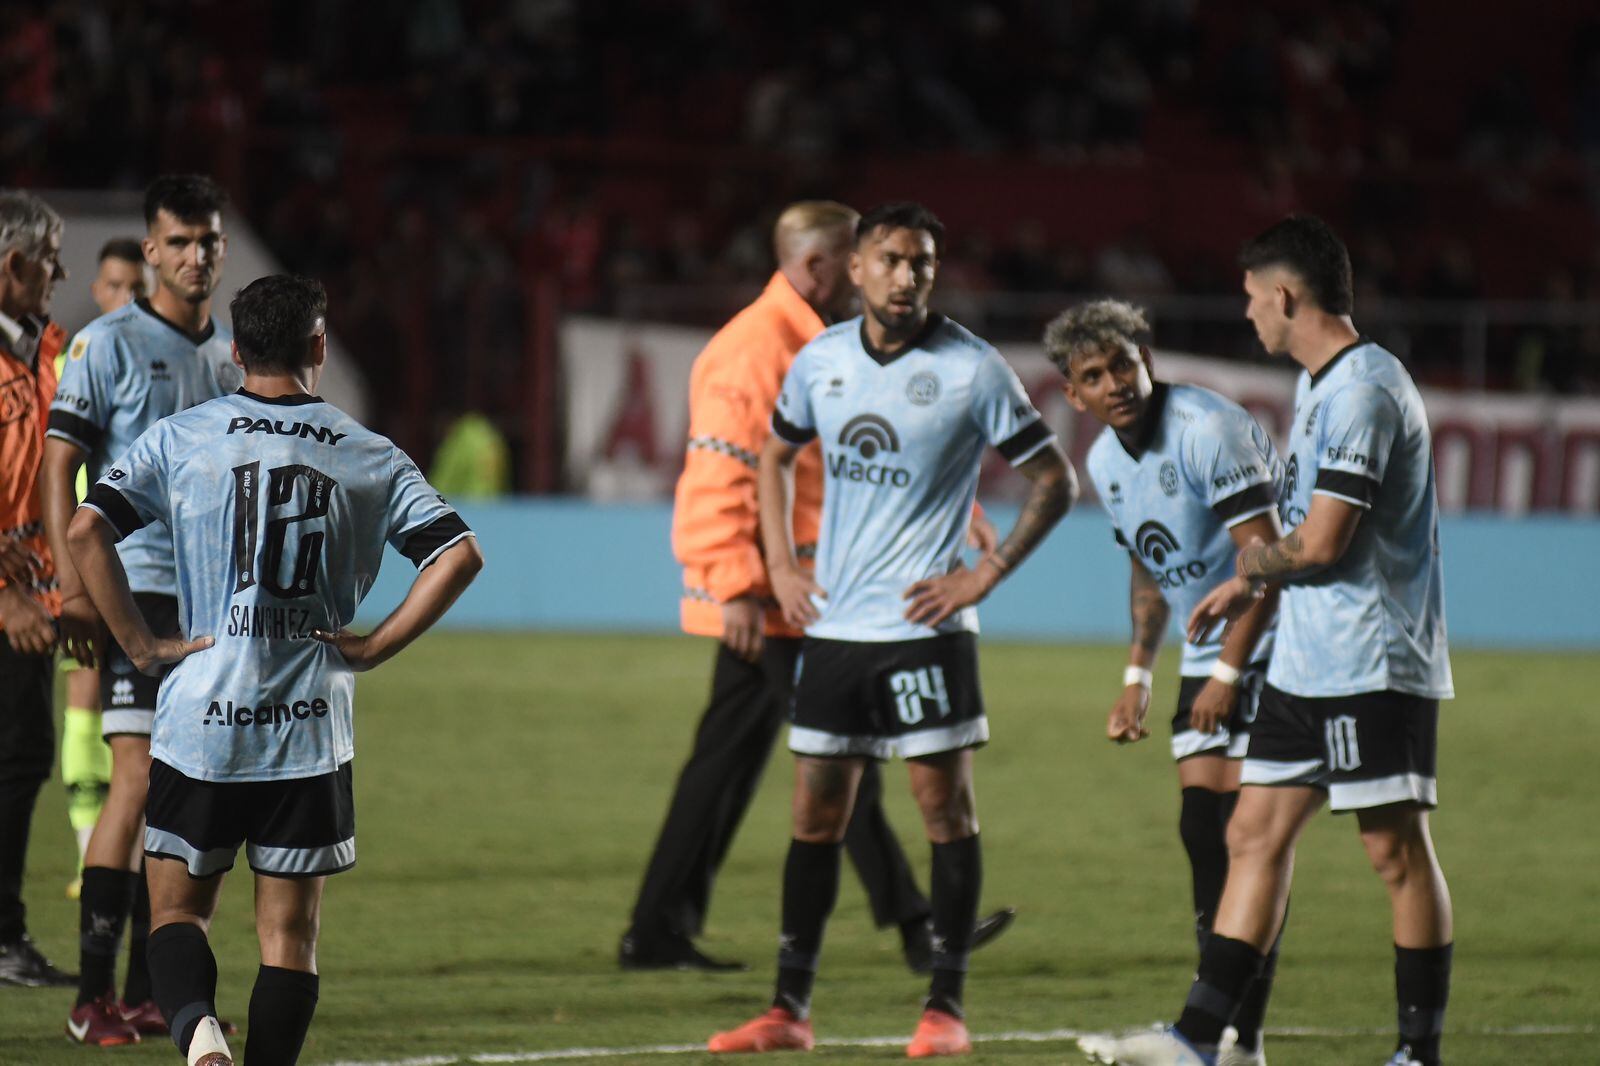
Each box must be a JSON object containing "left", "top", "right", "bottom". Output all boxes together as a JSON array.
[{"left": 4, "top": 0, "right": 1600, "bottom": 448}]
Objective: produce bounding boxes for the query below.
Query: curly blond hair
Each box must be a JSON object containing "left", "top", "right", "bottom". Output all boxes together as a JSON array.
[{"left": 1043, "top": 298, "right": 1149, "bottom": 374}]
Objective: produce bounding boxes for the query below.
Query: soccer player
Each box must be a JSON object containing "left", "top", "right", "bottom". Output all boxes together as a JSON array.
[
  {"left": 709, "top": 203, "right": 1076, "bottom": 1058},
  {"left": 625, "top": 200, "right": 1011, "bottom": 973},
  {"left": 0, "top": 189, "right": 76, "bottom": 988},
  {"left": 1049, "top": 299, "right": 1284, "bottom": 1066},
  {"left": 61, "top": 237, "right": 148, "bottom": 900},
  {"left": 46, "top": 175, "right": 240, "bottom": 1045},
  {"left": 1083, "top": 216, "right": 1454, "bottom": 1066},
  {"left": 67, "top": 274, "right": 483, "bottom": 1066}
]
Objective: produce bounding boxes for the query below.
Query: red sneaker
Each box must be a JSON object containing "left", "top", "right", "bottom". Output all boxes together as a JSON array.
[
  {"left": 906, "top": 1009, "right": 971, "bottom": 1058},
  {"left": 65, "top": 994, "right": 140, "bottom": 1047},
  {"left": 708, "top": 1007, "right": 815, "bottom": 1053},
  {"left": 118, "top": 1000, "right": 238, "bottom": 1037}
]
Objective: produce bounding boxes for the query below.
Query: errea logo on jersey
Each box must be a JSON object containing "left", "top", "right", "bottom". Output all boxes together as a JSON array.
[
  {"left": 226, "top": 417, "right": 347, "bottom": 446},
  {"left": 829, "top": 414, "right": 912, "bottom": 487},
  {"left": 1134, "top": 520, "right": 1209, "bottom": 590}
]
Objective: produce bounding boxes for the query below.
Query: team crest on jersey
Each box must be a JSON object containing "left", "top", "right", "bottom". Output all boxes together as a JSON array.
[
  {"left": 1159, "top": 460, "right": 1179, "bottom": 497},
  {"left": 68, "top": 335, "right": 89, "bottom": 361},
  {"left": 905, "top": 371, "right": 940, "bottom": 406}
]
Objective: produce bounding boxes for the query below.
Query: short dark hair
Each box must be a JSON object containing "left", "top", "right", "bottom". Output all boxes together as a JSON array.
[
  {"left": 143, "top": 174, "right": 228, "bottom": 227},
  {"left": 230, "top": 275, "right": 327, "bottom": 374},
  {"left": 856, "top": 201, "right": 945, "bottom": 257},
  {"left": 98, "top": 238, "right": 143, "bottom": 265},
  {"left": 1238, "top": 214, "right": 1353, "bottom": 316}
]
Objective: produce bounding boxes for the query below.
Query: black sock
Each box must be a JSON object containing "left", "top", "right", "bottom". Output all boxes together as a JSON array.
[
  {"left": 245, "top": 965, "right": 320, "bottom": 1066},
  {"left": 76, "top": 867, "right": 136, "bottom": 1006},
  {"left": 1229, "top": 909, "right": 1285, "bottom": 1053},
  {"left": 122, "top": 869, "right": 152, "bottom": 1005},
  {"left": 1179, "top": 788, "right": 1231, "bottom": 954},
  {"left": 772, "top": 839, "right": 841, "bottom": 1021},
  {"left": 146, "top": 923, "right": 219, "bottom": 1054},
  {"left": 1395, "top": 943, "right": 1452, "bottom": 1066},
  {"left": 926, "top": 835, "right": 981, "bottom": 1019},
  {"left": 1175, "top": 934, "right": 1264, "bottom": 1051}
]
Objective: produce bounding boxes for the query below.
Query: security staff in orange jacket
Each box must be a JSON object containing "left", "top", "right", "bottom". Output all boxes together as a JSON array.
[
  {"left": 0, "top": 189, "right": 76, "bottom": 987},
  {"left": 621, "top": 202, "right": 1013, "bottom": 971}
]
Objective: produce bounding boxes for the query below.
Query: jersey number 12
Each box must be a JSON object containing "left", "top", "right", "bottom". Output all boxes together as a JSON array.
[{"left": 231, "top": 462, "right": 338, "bottom": 598}]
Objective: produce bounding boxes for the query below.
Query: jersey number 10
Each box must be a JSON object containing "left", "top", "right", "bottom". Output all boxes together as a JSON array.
[{"left": 231, "top": 462, "right": 338, "bottom": 598}]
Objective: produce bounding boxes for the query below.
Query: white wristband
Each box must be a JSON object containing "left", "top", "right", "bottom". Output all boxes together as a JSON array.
[
  {"left": 1210, "top": 660, "right": 1242, "bottom": 687},
  {"left": 1122, "top": 665, "right": 1153, "bottom": 690}
]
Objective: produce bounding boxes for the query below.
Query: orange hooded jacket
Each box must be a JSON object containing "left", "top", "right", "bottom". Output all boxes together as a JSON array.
[
  {"left": 674, "top": 272, "right": 822, "bottom": 638},
  {"left": 0, "top": 316, "right": 63, "bottom": 625}
]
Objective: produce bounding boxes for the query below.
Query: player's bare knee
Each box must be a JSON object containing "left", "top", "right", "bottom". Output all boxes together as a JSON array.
[
  {"left": 1225, "top": 811, "right": 1291, "bottom": 870},
  {"left": 912, "top": 781, "right": 977, "bottom": 842}
]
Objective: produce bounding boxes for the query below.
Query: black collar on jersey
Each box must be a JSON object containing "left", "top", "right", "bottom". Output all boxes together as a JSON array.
[
  {"left": 1308, "top": 334, "right": 1368, "bottom": 387},
  {"left": 1116, "top": 380, "right": 1170, "bottom": 460},
  {"left": 135, "top": 297, "right": 215, "bottom": 346},
  {"left": 236, "top": 388, "right": 323, "bottom": 406},
  {"left": 859, "top": 312, "right": 944, "bottom": 367}
]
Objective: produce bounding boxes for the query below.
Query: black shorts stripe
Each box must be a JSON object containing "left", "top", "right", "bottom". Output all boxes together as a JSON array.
[
  {"left": 47, "top": 410, "right": 104, "bottom": 452},
  {"left": 1314, "top": 468, "right": 1378, "bottom": 506},
  {"left": 996, "top": 418, "right": 1053, "bottom": 463},
  {"left": 399, "top": 512, "right": 471, "bottom": 568},
  {"left": 83, "top": 484, "right": 147, "bottom": 539},
  {"left": 1212, "top": 482, "right": 1277, "bottom": 523},
  {"left": 771, "top": 410, "right": 816, "bottom": 445}
]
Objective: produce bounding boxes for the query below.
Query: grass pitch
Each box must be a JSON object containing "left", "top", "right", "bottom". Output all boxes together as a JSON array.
[{"left": 2, "top": 634, "right": 1595, "bottom": 1065}]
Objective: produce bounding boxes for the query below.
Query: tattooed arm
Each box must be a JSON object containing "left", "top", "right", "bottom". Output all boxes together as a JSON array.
[
  {"left": 903, "top": 443, "right": 1076, "bottom": 627},
  {"left": 1187, "top": 494, "right": 1360, "bottom": 642}
]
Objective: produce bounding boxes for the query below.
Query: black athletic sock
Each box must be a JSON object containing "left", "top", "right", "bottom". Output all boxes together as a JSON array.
[
  {"left": 1178, "top": 788, "right": 1231, "bottom": 954},
  {"left": 146, "top": 923, "right": 219, "bottom": 1054},
  {"left": 245, "top": 965, "right": 320, "bottom": 1066},
  {"left": 1174, "top": 934, "right": 1264, "bottom": 1052},
  {"left": 925, "top": 835, "right": 981, "bottom": 1019},
  {"left": 1395, "top": 943, "right": 1452, "bottom": 1066},
  {"left": 122, "top": 869, "right": 152, "bottom": 1005},
  {"left": 76, "top": 867, "right": 136, "bottom": 1006},
  {"left": 1228, "top": 911, "right": 1285, "bottom": 1053},
  {"left": 772, "top": 839, "right": 842, "bottom": 1021}
]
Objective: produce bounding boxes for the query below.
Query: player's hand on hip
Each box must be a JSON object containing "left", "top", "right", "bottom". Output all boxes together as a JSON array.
[
  {"left": 58, "top": 591, "right": 101, "bottom": 668},
  {"left": 966, "top": 512, "right": 999, "bottom": 553},
  {"left": 1187, "top": 574, "right": 1260, "bottom": 644},
  {"left": 1188, "top": 678, "right": 1238, "bottom": 735},
  {"left": 770, "top": 564, "right": 824, "bottom": 630},
  {"left": 0, "top": 587, "right": 57, "bottom": 656},
  {"left": 311, "top": 627, "right": 381, "bottom": 671},
  {"left": 903, "top": 563, "right": 995, "bottom": 628},
  {"left": 720, "top": 596, "right": 765, "bottom": 663},
  {"left": 1107, "top": 685, "right": 1151, "bottom": 744},
  {"left": 132, "top": 633, "right": 213, "bottom": 674}
]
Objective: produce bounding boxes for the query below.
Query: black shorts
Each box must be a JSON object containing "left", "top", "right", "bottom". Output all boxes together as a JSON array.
[
  {"left": 1241, "top": 684, "right": 1439, "bottom": 812},
  {"left": 788, "top": 633, "right": 986, "bottom": 760},
  {"left": 144, "top": 758, "right": 355, "bottom": 878},
  {"left": 1171, "top": 662, "right": 1267, "bottom": 762},
  {"left": 100, "top": 592, "right": 178, "bottom": 737}
]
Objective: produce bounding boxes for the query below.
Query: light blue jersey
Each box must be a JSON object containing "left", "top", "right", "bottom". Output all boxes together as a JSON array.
[
  {"left": 1270, "top": 339, "right": 1453, "bottom": 699},
  {"left": 1086, "top": 382, "right": 1282, "bottom": 676},
  {"left": 772, "top": 314, "right": 1055, "bottom": 642},
  {"left": 82, "top": 390, "right": 472, "bottom": 782},
  {"left": 49, "top": 299, "right": 239, "bottom": 594}
]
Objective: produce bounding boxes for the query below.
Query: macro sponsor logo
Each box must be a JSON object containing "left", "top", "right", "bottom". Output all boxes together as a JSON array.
[
  {"left": 203, "top": 698, "right": 330, "bottom": 727},
  {"left": 1134, "top": 520, "right": 1209, "bottom": 590},
  {"left": 830, "top": 414, "right": 912, "bottom": 487},
  {"left": 226, "top": 417, "right": 347, "bottom": 446},
  {"left": 1280, "top": 455, "right": 1307, "bottom": 526}
]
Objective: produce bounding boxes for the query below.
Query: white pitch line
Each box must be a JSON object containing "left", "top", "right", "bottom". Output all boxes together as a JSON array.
[{"left": 321, "top": 1023, "right": 1599, "bottom": 1065}]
